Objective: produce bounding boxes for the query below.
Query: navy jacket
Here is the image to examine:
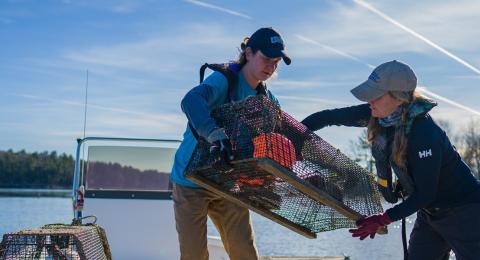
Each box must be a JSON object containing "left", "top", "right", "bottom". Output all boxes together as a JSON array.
[{"left": 302, "top": 104, "right": 480, "bottom": 221}]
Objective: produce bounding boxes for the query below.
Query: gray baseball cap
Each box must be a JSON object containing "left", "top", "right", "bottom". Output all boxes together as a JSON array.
[{"left": 351, "top": 60, "right": 417, "bottom": 102}]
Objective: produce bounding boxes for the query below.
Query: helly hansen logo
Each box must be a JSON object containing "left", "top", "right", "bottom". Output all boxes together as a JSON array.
[{"left": 418, "top": 149, "right": 432, "bottom": 158}]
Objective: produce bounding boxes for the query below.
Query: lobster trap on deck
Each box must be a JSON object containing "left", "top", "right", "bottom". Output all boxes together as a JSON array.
[
  {"left": 186, "top": 96, "right": 383, "bottom": 238},
  {"left": 0, "top": 223, "right": 111, "bottom": 260}
]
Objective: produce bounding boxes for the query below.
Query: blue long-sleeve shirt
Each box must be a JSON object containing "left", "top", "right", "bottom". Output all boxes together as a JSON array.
[
  {"left": 171, "top": 71, "right": 279, "bottom": 188},
  {"left": 302, "top": 104, "right": 480, "bottom": 221}
]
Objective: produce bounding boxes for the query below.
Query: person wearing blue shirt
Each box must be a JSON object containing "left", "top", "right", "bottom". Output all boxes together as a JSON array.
[
  {"left": 171, "top": 27, "right": 291, "bottom": 260},
  {"left": 302, "top": 60, "right": 480, "bottom": 260}
]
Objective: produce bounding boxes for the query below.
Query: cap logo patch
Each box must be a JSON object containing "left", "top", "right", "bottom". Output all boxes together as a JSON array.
[
  {"left": 270, "top": 36, "right": 283, "bottom": 45},
  {"left": 368, "top": 71, "right": 380, "bottom": 82}
]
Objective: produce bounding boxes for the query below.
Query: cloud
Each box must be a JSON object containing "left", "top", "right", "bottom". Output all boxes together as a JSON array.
[
  {"left": 267, "top": 78, "right": 351, "bottom": 91},
  {"left": 291, "top": 14, "right": 480, "bottom": 119},
  {"left": 184, "top": 0, "right": 252, "bottom": 20},
  {"left": 19, "top": 92, "right": 177, "bottom": 117},
  {"left": 449, "top": 75, "right": 480, "bottom": 80},
  {"left": 9, "top": 93, "right": 186, "bottom": 135},
  {"left": 367, "top": 0, "right": 480, "bottom": 52},
  {"left": 111, "top": 2, "right": 139, "bottom": 13},
  {"left": 87, "top": 113, "right": 185, "bottom": 137},
  {"left": 0, "top": 92, "right": 186, "bottom": 154},
  {"left": 55, "top": 1, "right": 144, "bottom": 14},
  {"left": 62, "top": 23, "right": 240, "bottom": 74},
  {"left": 295, "top": 34, "right": 375, "bottom": 68},
  {"left": 3, "top": 0, "right": 479, "bottom": 155},
  {"left": 418, "top": 86, "right": 480, "bottom": 117},
  {"left": 276, "top": 95, "right": 351, "bottom": 106},
  {"left": 353, "top": 0, "right": 480, "bottom": 75},
  {"left": 291, "top": 0, "right": 480, "bottom": 61},
  {"left": 290, "top": 3, "right": 422, "bottom": 58}
]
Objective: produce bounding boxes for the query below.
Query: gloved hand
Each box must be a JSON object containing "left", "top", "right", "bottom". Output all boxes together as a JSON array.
[
  {"left": 207, "top": 128, "right": 234, "bottom": 164},
  {"left": 349, "top": 212, "right": 392, "bottom": 240}
]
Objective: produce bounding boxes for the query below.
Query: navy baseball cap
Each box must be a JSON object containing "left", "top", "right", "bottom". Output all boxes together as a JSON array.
[{"left": 247, "top": 27, "right": 291, "bottom": 65}]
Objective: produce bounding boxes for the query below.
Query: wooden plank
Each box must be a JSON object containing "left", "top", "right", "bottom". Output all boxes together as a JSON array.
[
  {"left": 187, "top": 171, "right": 317, "bottom": 239},
  {"left": 257, "top": 158, "right": 363, "bottom": 221}
]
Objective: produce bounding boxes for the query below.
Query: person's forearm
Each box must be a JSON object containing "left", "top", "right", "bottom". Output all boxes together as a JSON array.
[
  {"left": 301, "top": 110, "right": 333, "bottom": 131},
  {"left": 302, "top": 104, "right": 371, "bottom": 131}
]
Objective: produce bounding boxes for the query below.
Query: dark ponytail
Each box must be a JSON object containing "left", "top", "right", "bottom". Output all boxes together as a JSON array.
[{"left": 236, "top": 37, "right": 258, "bottom": 68}]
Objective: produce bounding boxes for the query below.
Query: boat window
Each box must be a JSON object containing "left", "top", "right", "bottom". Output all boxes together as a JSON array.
[{"left": 85, "top": 146, "right": 175, "bottom": 192}]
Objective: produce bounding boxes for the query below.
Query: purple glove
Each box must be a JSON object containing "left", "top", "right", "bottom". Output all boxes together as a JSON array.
[{"left": 349, "top": 213, "right": 392, "bottom": 240}]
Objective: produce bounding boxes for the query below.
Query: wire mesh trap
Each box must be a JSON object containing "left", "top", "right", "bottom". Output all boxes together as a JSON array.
[
  {"left": 0, "top": 223, "right": 111, "bottom": 260},
  {"left": 185, "top": 95, "right": 384, "bottom": 238}
]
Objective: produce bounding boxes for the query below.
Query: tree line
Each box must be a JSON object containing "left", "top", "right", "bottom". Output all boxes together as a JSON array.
[
  {"left": 0, "top": 150, "right": 74, "bottom": 189},
  {"left": 1, "top": 119, "right": 478, "bottom": 189},
  {"left": 0, "top": 150, "right": 172, "bottom": 190}
]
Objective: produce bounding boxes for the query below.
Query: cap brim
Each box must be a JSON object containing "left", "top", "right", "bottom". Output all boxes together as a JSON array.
[
  {"left": 262, "top": 48, "right": 291, "bottom": 65},
  {"left": 351, "top": 80, "right": 387, "bottom": 102}
]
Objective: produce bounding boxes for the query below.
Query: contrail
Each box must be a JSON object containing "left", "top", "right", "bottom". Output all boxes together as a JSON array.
[
  {"left": 276, "top": 95, "right": 352, "bottom": 106},
  {"left": 353, "top": 0, "right": 480, "bottom": 76},
  {"left": 297, "top": 36, "right": 479, "bottom": 117},
  {"left": 296, "top": 34, "right": 375, "bottom": 69},
  {"left": 13, "top": 93, "right": 182, "bottom": 122},
  {"left": 418, "top": 87, "right": 480, "bottom": 116},
  {"left": 184, "top": 0, "right": 252, "bottom": 20},
  {"left": 184, "top": 1, "right": 478, "bottom": 117}
]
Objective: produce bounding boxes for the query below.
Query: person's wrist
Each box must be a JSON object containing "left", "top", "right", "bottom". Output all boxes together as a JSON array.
[{"left": 380, "top": 212, "right": 392, "bottom": 225}]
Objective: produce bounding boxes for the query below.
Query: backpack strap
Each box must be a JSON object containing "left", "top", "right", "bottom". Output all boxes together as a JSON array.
[
  {"left": 200, "top": 63, "right": 241, "bottom": 102},
  {"left": 190, "top": 62, "right": 268, "bottom": 140},
  {"left": 256, "top": 82, "right": 267, "bottom": 96}
]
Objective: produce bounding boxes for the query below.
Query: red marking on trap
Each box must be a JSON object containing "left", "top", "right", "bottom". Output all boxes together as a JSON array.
[{"left": 253, "top": 133, "right": 296, "bottom": 169}]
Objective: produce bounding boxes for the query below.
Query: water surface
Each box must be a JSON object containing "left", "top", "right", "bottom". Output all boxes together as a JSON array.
[{"left": 0, "top": 196, "right": 428, "bottom": 259}]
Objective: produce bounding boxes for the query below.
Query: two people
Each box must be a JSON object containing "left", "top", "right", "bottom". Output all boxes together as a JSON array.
[
  {"left": 302, "top": 60, "right": 480, "bottom": 259},
  {"left": 173, "top": 25, "right": 480, "bottom": 259},
  {"left": 171, "top": 27, "right": 291, "bottom": 260}
]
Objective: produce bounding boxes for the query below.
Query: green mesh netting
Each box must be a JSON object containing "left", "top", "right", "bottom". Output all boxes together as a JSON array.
[{"left": 186, "top": 95, "right": 383, "bottom": 238}]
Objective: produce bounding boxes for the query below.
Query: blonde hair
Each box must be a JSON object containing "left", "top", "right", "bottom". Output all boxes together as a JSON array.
[{"left": 367, "top": 91, "right": 424, "bottom": 168}]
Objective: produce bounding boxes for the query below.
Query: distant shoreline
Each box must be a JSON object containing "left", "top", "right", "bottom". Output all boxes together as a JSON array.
[{"left": 0, "top": 188, "right": 70, "bottom": 198}]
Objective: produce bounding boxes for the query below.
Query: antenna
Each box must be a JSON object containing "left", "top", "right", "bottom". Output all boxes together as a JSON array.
[
  {"left": 83, "top": 70, "right": 89, "bottom": 139},
  {"left": 79, "top": 70, "right": 89, "bottom": 196}
]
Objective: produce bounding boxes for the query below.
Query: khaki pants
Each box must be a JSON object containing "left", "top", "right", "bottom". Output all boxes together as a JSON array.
[{"left": 173, "top": 184, "right": 259, "bottom": 260}]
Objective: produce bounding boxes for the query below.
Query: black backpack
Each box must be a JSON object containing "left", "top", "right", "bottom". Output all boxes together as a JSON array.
[{"left": 189, "top": 62, "right": 268, "bottom": 140}]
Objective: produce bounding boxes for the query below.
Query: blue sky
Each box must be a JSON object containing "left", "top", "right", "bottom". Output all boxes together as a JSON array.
[{"left": 1, "top": 0, "right": 480, "bottom": 155}]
